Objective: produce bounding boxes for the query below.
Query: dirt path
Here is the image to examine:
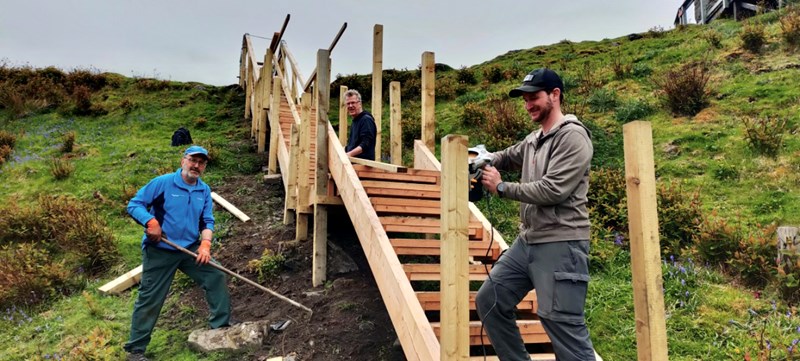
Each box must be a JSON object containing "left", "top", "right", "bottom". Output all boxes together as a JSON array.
[{"left": 161, "top": 174, "right": 405, "bottom": 360}]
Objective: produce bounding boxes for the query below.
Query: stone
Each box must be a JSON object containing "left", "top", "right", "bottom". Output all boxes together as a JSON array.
[
  {"left": 326, "top": 241, "right": 359, "bottom": 276},
  {"left": 188, "top": 320, "right": 270, "bottom": 353}
]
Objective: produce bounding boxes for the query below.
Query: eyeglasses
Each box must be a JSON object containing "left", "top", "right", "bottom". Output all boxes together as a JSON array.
[
  {"left": 345, "top": 100, "right": 361, "bottom": 106},
  {"left": 184, "top": 157, "right": 208, "bottom": 166}
]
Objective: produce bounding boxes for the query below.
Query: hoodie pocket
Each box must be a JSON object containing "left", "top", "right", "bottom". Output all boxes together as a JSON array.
[{"left": 552, "top": 271, "right": 590, "bottom": 315}]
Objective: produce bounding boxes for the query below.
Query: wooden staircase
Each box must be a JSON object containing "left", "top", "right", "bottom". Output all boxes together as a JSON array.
[{"left": 355, "top": 164, "right": 556, "bottom": 360}]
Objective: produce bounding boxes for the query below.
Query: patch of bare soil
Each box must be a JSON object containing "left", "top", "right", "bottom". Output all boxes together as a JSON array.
[{"left": 161, "top": 174, "right": 405, "bottom": 360}]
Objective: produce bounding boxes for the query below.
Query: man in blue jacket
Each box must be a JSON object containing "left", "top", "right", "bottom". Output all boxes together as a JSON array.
[
  {"left": 343, "top": 89, "right": 377, "bottom": 160},
  {"left": 124, "top": 145, "right": 231, "bottom": 361}
]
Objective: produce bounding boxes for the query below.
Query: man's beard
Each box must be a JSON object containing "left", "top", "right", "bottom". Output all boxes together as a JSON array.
[{"left": 531, "top": 97, "right": 553, "bottom": 124}]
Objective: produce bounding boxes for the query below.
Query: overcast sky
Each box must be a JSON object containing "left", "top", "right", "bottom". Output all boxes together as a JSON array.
[{"left": 1, "top": 1, "right": 680, "bottom": 86}]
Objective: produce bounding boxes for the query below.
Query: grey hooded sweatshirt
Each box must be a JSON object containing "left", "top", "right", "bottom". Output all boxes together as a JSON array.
[{"left": 490, "top": 115, "right": 593, "bottom": 244}]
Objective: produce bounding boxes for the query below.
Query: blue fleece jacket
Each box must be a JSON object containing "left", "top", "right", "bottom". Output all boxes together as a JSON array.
[{"left": 127, "top": 169, "right": 215, "bottom": 251}]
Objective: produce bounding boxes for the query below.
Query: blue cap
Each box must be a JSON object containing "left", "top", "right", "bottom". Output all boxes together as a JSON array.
[{"left": 183, "top": 145, "right": 209, "bottom": 159}]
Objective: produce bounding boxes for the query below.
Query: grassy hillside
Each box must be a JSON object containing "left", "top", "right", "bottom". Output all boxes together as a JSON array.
[{"left": 2, "top": 5, "right": 800, "bottom": 361}]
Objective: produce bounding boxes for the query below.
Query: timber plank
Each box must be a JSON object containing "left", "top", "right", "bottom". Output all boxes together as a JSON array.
[
  {"left": 430, "top": 320, "right": 550, "bottom": 345},
  {"left": 470, "top": 354, "right": 556, "bottom": 361},
  {"left": 390, "top": 238, "right": 500, "bottom": 259},
  {"left": 403, "top": 263, "right": 490, "bottom": 281},
  {"left": 415, "top": 290, "right": 538, "bottom": 313}
]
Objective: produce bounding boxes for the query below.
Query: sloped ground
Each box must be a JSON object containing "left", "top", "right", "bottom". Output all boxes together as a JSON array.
[{"left": 160, "top": 173, "right": 405, "bottom": 360}]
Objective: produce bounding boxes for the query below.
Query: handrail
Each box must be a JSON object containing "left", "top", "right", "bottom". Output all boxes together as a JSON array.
[
  {"left": 280, "top": 41, "right": 306, "bottom": 97},
  {"left": 271, "top": 50, "right": 303, "bottom": 127},
  {"left": 302, "top": 22, "right": 348, "bottom": 92},
  {"left": 244, "top": 34, "right": 260, "bottom": 84}
]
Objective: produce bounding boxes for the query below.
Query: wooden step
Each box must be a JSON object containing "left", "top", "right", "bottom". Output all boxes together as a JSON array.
[
  {"left": 362, "top": 180, "right": 441, "bottom": 199},
  {"left": 354, "top": 165, "right": 440, "bottom": 184},
  {"left": 415, "top": 290, "right": 538, "bottom": 313},
  {"left": 380, "top": 216, "right": 483, "bottom": 239},
  {"left": 371, "top": 197, "right": 440, "bottom": 216},
  {"left": 470, "top": 354, "right": 555, "bottom": 361},
  {"left": 390, "top": 238, "right": 500, "bottom": 259},
  {"left": 403, "top": 263, "right": 490, "bottom": 281},
  {"left": 430, "top": 320, "right": 550, "bottom": 345}
]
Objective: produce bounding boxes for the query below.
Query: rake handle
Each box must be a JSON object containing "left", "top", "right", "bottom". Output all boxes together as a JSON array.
[{"left": 159, "top": 237, "right": 313, "bottom": 315}]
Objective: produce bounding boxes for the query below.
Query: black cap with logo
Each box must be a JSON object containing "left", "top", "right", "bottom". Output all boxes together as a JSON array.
[{"left": 509, "top": 68, "right": 564, "bottom": 98}]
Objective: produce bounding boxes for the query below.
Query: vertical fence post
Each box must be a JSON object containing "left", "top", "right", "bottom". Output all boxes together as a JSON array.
[
  {"left": 440, "top": 134, "right": 470, "bottom": 360},
  {"left": 421, "top": 51, "right": 436, "bottom": 151},
  {"left": 245, "top": 56, "right": 253, "bottom": 120},
  {"left": 297, "top": 92, "right": 312, "bottom": 241},
  {"left": 284, "top": 123, "right": 299, "bottom": 225},
  {"left": 623, "top": 121, "right": 668, "bottom": 361},
  {"left": 313, "top": 49, "right": 331, "bottom": 287},
  {"left": 267, "top": 77, "right": 282, "bottom": 172},
  {"left": 390, "top": 81, "right": 402, "bottom": 165},
  {"left": 373, "top": 24, "right": 384, "bottom": 161},
  {"left": 339, "top": 85, "right": 348, "bottom": 146}
]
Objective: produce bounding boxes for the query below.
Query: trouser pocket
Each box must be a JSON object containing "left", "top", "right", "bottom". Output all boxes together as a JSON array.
[{"left": 552, "top": 271, "right": 590, "bottom": 315}]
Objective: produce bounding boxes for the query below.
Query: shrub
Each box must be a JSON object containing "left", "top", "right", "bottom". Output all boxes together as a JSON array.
[
  {"left": 730, "top": 224, "right": 778, "bottom": 288},
  {"left": 693, "top": 213, "right": 741, "bottom": 266},
  {"left": 631, "top": 63, "right": 653, "bottom": 78},
  {"left": 194, "top": 116, "right": 208, "bottom": 128},
  {"left": 0, "top": 243, "right": 71, "bottom": 308},
  {"left": 50, "top": 157, "right": 74, "bottom": 180},
  {"left": 482, "top": 97, "right": 531, "bottom": 150},
  {"left": 119, "top": 98, "right": 136, "bottom": 114},
  {"left": 657, "top": 182, "right": 703, "bottom": 257},
  {"left": 588, "top": 167, "right": 628, "bottom": 235},
  {"left": 456, "top": 66, "right": 477, "bottom": 85},
  {"left": 654, "top": 61, "right": 711, "bottom": 116},
  {"left": 614, "top": 98, "right": 655, "bottom": 122},
  {"left": 647, "top": 25, "right": 666, "bottom": 38},
  {"left": 780, "top": 5, "right": 800, "bottom": 50},
  {"left": 741, "top": 20, "right": 767, "bottom": 53},
  {"left": 0, "top": 130, "right": 16, "bottom": 149},
  {"left": 247, "top": 249, "right": 286, "bottom": 283},
  {"left": 611, "top": 48, "right": 632, "bottom": 79},
  {"left": 61, "top": 131, "right": 76, "bottom": 153},
  {"left": 401, "top": 101, "right": 422, "bottom": 148},
  {"left": 435, "top": 77, "right": 459, "bottom": 101},
  {"left": 482, "top": 64, "right": 505, "bottom": 84},
  {"left": 70, "top": 85, "right": 93, "bottom": 115},
  {"left": 703, "top": 29, "right": 724, "bottom": 48},
  {"left": 134, "top": 78, "right": 170, "bottom": 92},
  {"left": 588, "top": 88, "right": 618, "bottom": 113},
  {"left": 461, "top": 102, "right": 486, "bottom": 127},
  {"left": 0, "top": 145, "right": 11, "bottom": 165},
  {"left": 743, "top": 115, "right": 787, "bottom": 157}
]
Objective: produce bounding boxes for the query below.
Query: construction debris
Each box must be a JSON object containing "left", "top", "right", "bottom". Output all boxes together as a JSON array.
[{"left": 211, "top": 191, "right": 251, "bottom": 222}]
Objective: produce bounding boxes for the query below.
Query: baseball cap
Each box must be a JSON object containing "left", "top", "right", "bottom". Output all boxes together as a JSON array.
[
  {"left": 509, "top": 68, "right": 564, "bottom": 98},
  {"left": 183, "top": 145, "right": 209, "bottom": 160}
]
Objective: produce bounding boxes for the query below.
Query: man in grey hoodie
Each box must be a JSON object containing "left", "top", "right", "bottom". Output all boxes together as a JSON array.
[{"left": 477, "top": 68, "right": 595, "bottom": 361}]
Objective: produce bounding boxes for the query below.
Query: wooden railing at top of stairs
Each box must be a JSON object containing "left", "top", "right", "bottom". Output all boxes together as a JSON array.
[{"left": 239, "top": 30, "right": 572, "bottom": 360}]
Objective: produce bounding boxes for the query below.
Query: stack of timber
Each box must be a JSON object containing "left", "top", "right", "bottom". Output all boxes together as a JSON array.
[{"left": 354, "top": 163, "right": 556, "bottom": 360}]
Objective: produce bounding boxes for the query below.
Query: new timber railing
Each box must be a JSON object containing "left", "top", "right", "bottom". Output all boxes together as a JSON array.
[{"left": 238, "top": 17, "right": 618, "bottom": 360}]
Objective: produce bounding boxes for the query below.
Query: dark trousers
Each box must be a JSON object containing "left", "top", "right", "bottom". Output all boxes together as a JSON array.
[
  {"left": 124, "top": 244, "right": 231, "bottom": 353},
  {"left": 475, "top": 238, "right": 595, "bottom": 361}
]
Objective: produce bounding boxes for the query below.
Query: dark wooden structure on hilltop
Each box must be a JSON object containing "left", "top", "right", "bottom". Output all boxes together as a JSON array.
[{"left": 674, "top": 0, "right": 783, "bottom": 25}]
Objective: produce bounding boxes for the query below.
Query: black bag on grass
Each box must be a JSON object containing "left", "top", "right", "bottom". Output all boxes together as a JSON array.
[{"left": 171, "top": 127, "right": 193, "bottom": 146}]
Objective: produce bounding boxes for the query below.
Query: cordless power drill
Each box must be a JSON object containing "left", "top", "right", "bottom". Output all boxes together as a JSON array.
[{"left": 468, "top": 144, "right": 492, "bottom": 202}]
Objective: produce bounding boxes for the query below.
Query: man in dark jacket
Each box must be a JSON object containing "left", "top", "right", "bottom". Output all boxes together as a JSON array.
[
  {"left": 343, "top": 89, "right": 377, "bottom": 160},
  {"left": 477, "top": 68, "right": 596, "bottom": 361},
  {"left": 124, "top": 145, "right": 231, "bottom": 361}
]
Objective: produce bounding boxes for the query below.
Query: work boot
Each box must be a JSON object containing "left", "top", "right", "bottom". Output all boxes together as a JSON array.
[{"left": 126, "top": 351, "right": 149, "bottom": 361}]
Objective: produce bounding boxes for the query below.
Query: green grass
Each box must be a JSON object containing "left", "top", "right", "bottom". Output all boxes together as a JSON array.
[{"left": 3, "top": 6, "right": 800, "bottom": 361}]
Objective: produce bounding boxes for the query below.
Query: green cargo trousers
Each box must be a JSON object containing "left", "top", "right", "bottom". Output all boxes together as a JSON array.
[{"left": 124, "top": 243, "right": 231, "bottom": 353}]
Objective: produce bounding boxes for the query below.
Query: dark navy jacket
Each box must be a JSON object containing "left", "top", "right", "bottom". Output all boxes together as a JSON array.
[
  {"left": 345, "top": 111, "right": 377, "bottom": 160},
  {"left": 127, "top": 169, "right": 215, "bottom": 251}
]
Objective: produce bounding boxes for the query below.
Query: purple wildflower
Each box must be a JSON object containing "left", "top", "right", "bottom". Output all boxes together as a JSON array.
[
  {"left": 614, "top": 234, "right": 624, "bottom": 246},
  {"left": 767, "top": 340, "right": 772, "bottom": 350}
]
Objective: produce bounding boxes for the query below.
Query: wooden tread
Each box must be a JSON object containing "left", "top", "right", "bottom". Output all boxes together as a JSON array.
[
  {"left": 415, "top": 290, "right": 538, "bottom": 313},
  {"left": 390, "top": 238, "right": 500, "bottom": 259},
  {"left": 430, "top": 320, "right": 550, "bottom": 345},
  {"left": 470, "top": 354, "right": 555, "bottom": 361},
  {"left": 403, "top": 263, "right": 491, "bottom": 281}
]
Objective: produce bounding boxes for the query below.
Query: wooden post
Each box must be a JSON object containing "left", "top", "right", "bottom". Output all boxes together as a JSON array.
[
  {"left": 339, "top": 85, "right": 348, "bottom": 146},
  {"left": 778, "top": 226, "right": 799, "bottom": 264},
  {"left": 440, "top": 134, "right": 470, "bottom": 360},
  {"left": 373, "top": 24, "right": 384, "bottom": 161},
  {"left": 267, "top": 76, "right": 282, "bottom": 172},
  {"left": 245, "top": 56, "right": 253, "bottom": 120},
  {"left": 623, "top": 121, "right": 668, "bottom": 361},
  {"left": 284, "top": 123, "right": 299, "bottom": 225},
  {"left": 421, "top": 51, "right": 436, "bottom": 151},
  {"left": 699, "top": 0, "right": 708, "bottom": 23},
  {"left": 313, "top": 49, "right": 331, "bottom": 287},
  {"left": 297, "top": 92, "right": 312, "bottom": 241},
  {"left": 390, "top": 81, "right": 402, "bottom": 165},
  {"left": 239, "top": 41, "right": 246, "bottom": 88}
]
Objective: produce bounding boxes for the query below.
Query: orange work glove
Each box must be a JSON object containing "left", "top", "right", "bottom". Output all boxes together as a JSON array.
[
  {"left": 145, "top": 218, "right": 162, "bottom": 242},
  {"left": 196, "top": 239, "right": 212, "bottom": 264}
]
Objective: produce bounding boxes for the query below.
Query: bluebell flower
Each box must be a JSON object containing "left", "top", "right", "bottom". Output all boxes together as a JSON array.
[
  {"left": 679, "top": 266, "right": 686, "bottom": 274},
  {"left": 685, "top": 291, "right": 690, "bottom": 297},
  {"left": 680, "top": 279, "right": 685, "bottom": 286},
  {"left": 767, "top": 340, "right": 771, "bottom": 350}
]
